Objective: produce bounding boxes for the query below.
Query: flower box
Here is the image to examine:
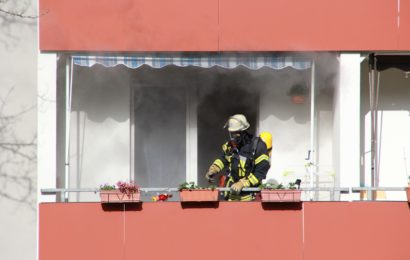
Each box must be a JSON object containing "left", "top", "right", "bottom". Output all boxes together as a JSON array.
[
  {"left": 291, "top": 95, "right": 305, "bottom": 104},
  {"left": 100, "top": 190, "right": 141, "bottom": 203},
  {"left": 261, "top": 189, "right": 302, "bottom": 202},
  {"left": 179, "top": 190, "right": 219, "bottom": 202}
]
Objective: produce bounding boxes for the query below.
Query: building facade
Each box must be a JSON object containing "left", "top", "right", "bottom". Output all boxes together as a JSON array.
[{"left": 35, "top": 0, "right": 410, "bottom": 259}]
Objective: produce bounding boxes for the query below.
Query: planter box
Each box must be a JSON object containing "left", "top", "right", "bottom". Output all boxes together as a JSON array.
[
  {"left": 406, "top": 187, "right": 410, "bottom": 202},
  {"left": 100, "top": 190, "right": 141, "bottom": 203},
  {"left": 291, "top": 95, "right": 305, "bottom": 104},
  {"left": 179, "top": 190, "right": 219, "bottom": 202},
  {"left": 261, "top": 189, "right": 302, "bottom": 202}
]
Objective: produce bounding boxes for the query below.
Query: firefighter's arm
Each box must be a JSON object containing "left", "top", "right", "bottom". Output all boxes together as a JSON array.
[
  {"left": 246, "top": 142, "right": 271, "bottom": 186},
  {"left": 206, "top": 143, "right": 230, "bottom": 182},
  {"left": 232, "top": 156, "right": 270, "bottom": 191},
  {"left": 212, "top": 142, "right": 230, "bottom": 170},
  {"left": 247, "top": 160, "right": 270, "bottom": 186}
]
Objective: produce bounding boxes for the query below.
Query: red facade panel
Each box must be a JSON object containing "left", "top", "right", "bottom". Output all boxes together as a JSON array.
[
  {"left": 39, "top": 203, "right": 124, "bottom": 260},
  {"left": 40, "top": 0, "right": 410, "bottom": 51},
  {"left": 398, "top": 0, "right": 410, "bottom": 50},
  {"left": 219, "top": 0, "right": 398, "bottom": 51},
  {"left": 39, "top": 202, "right": 410, "bottom": 260},
  {"left": 39, "top": 0, "right": 219, "bottom": 51},
  {"left": 303, "top": 202, "right": 410, "bottom": 260}
]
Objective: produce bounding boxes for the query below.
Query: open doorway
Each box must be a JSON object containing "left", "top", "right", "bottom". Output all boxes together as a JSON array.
[{"left": 197, "top": 81, "right": 259, "bottom": 187}]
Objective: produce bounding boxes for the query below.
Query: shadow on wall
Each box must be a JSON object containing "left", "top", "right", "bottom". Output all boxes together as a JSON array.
[
  {"left": 0, "top": 0, "right": 37, "bottom": 50},
  {"left": 0, "top": 87, "right": 36, "bottom": 210}
]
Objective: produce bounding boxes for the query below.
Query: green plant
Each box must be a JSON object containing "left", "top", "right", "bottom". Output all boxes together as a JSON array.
[
  {"left": 99, "top": 183, "right": 116, "bottom": 190},
  {"left": 99, "top": 181, "right": 140, "bottom": 195},
  {"left": 259, "top": 183, "right": 285, "bottom": 190},
  {"left": 260, "top": 179, "right": 301, "bottom": 190},
  {"left": 178, "top": 181, "right": 216, "bottom": 191},
  {"left": 287, "top": 83, "right": 308, "bottom": 96}
]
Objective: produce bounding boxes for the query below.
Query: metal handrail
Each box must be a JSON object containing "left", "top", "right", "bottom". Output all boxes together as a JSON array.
[
  {"left": 351, "top": 187, "right": 407, "bottom": 192},
  {"left": 40, "top": 187, "right": 408, "bottom": 202},
  {"left": 41, "top": 187, "right": 357, "bottom": 194}
]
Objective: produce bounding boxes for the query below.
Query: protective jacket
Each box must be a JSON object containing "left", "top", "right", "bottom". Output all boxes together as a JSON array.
[{"left": 213, "top": 135, "right": 270, "bottom": 201}]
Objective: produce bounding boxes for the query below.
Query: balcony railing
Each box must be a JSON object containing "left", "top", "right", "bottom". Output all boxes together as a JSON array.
[{"left": 40, "top": 187, "right": 409, "bottom": 202}]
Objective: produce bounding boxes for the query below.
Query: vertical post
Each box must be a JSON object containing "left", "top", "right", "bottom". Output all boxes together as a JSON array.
[
  {"left": 186, "top": 86, "right": 198, "bottom": 183},
  {"left": 309, "top": 60, "right": 316, "bottom": 200},
  {"left": 130, "top": 85, "right": 134, "bottom": 181},
  {"left": 38, "top": 53, "right": 57, "bottom": 203},
  {"left": 369, "top": 57, "right": 381, "bottom": 200},
  {"left": 64, "top": 57, "right": 73, "bottom": 201},
  {"left": 338, "top": 53, "right": 362, "bottom": 201}
]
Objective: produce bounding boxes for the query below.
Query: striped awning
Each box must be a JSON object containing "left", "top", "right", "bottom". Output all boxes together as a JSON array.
[{"left": 72, "top": 53, "right": 312, "bottom": 70}]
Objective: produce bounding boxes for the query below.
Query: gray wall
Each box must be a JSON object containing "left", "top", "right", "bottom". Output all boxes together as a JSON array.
[{"left": 0, "top": 1, "right": 37, "bottom": 259}]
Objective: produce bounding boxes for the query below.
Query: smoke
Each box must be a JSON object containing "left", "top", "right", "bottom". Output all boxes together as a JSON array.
[{"left": 66, "top": 52, "right": 340, "bottom": 189}]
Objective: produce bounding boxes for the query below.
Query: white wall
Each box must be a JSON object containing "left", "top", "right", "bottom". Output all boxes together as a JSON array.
[
  {"left": 336, "top": 54, "right": 362, "bottom": 201},
  {"left": 66, "top": 65, "right": 131, "bottom": 201},
  {"left": 259, "top": 56, "right": 336, "bottom": 200},
  {"left": 259, "top": 69, "right": 311, "bottom": 183},
  {"left": 0, "top": 1, "right": 37, "bottom": 259}
]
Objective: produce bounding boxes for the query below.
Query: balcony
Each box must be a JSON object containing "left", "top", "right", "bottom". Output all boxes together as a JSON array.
[{"left": 39, "top": 189, "right": 410, "bottom": 260}]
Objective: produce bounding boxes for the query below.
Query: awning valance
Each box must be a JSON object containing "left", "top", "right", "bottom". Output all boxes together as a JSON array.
[
  {"left": 370, "top": 53, "right": 410, "bottom": 71},
  {"left": 72, "top": 53, "right": 312, "bottom": 70}
]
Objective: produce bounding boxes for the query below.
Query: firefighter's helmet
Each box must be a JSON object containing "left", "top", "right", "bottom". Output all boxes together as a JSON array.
[{"left": 224, "top": 114, "right": 250, "bottom": 132}]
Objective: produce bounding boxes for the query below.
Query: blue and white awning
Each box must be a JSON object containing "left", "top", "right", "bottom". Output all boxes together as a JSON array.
[{"left": 73, "top": 53, "right": 312, "bottom": 70}]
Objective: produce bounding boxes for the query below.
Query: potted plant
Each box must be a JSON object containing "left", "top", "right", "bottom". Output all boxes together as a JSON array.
[
  {"left": 99, "top": 181, "right": 141, "bottom": 203},
  {"left": 288, "top": 83, "right": 309, "bottom": 104},
  {"left": 178, "top": 182, "right": 218, "bottom": 202},
  {"left": 259, "top": 179, "right": 302, "bottom": 202}
]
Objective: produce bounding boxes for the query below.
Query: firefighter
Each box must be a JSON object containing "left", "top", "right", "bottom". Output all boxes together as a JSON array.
[{"left": 205, "top": 114, "right": 271, "bottom": 201}]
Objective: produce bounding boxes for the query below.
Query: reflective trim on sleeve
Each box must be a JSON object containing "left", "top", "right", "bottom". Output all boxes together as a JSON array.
[
  {"left": 247, "top": 173, "right": 259, "bottom": 186},
  {"left": 255, "top": 154, "right": 270, "bottom": 165},
  {"left": 213, "top": 159, "right": 225, "bottom": 170}
]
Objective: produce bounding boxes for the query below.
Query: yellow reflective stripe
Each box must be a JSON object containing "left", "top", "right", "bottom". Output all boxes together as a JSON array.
[
  {"left": 239, "top": 160, "right": 246, "bottom": 177},
  {"left": 228, "top": 194, "right": 253, "bottom": 201},
  {"left": 240, "top": 194, "right": 253, "bottom": 201},
  {"left": 222, "top": 143, "right": 228, "bottom": 152},
  {"left": 255, "top": 154, "right": 269, "bottom": 164},
  {"left": 229, "top": 194, "right": 253, "bottom": 201},
  {"left": 247, "top": 173, "right": 259, "bottom": 186},
  {"left": 213, "top": 159, "right": 225, "bottom": 170},
  {"left": 224, "top": 177, "right": 234, "bottom": 198}
]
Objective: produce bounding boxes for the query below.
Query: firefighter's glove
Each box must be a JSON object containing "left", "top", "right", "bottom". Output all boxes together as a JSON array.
[
  {"left": 230, "top": 178, "right": 250, "bottom": 194},
  {"left": 205, "top": 164, "right": 221, "bottom": 183}
]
